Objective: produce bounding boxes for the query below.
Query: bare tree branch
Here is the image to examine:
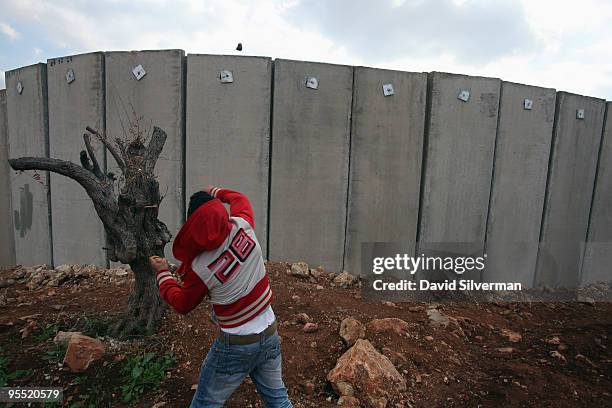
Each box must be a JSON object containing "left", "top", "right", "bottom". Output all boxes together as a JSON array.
[
  {"left": 86, "top": 126, "right": 126, "bottom": 171},
  {"left": 83, "top": 133, "right": 104, "bottom": 179},
  {"left": 10, "top": 157, "right": 104, "bottom": 199},
  {"left": 80, "top": 150, "right": 94, "bottom": 173},
  {"left": 144, "top": 126, "right": 167, "bottom": 173}
]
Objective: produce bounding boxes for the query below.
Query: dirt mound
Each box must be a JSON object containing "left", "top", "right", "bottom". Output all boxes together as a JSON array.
[{"left": 1, "top": 262, "right": 612, "bottom": 407}]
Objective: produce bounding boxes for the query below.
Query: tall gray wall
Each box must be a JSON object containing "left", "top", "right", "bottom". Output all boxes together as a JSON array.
[
  {"left": 0, "top": 90, "right": 16, "bottom": 267},
  {"left": 484, "top": 82, "right": 556, "bottom": 286},
  {"left": 418, "top": 72, "right": 500, "bottom": 259},
  {"left": 5, "top": 64, "right": 52, "bottom": 266},
  {"left": 47, "top": 53, "right": 107, "bottom": 267},
  {"left": 269, "top": 59, "right": 353, "bottom": 271},
  {"left": 185, "top": 55, "right": 271, "bottom": 256},
  {"left": 344, "top": 67, "right": 427, "bottom": 275},
  {"left": 535, "top": 92, "right": 605, "bottom": 288},
  {"left": 105, "top": 50, "right": 184, "bottom": 262},
  {"left": 581, "top": 102, "right": 612, "bottom": 285}
]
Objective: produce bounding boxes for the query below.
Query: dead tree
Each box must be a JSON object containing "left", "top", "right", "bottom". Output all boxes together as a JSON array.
[{"left": 9, "top": 124, "right": 172, "bottom": 337}]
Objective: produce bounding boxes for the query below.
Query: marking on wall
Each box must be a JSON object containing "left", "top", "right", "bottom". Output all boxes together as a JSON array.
[
  {"left": 457, "top": 89, "right": 470, "bottom": 102},
  {"left": 219, "top": 70, "right": 234, "bottom": 83},
  {"left": 305, "top": 77, "right": 319, "bottom": 89},
  {"left": 66, "top": 69, "right": 75, "bottom": 84},
  {"left": 132, "top": 64, "right": 147, "bottom": 81},
  {"left": 14, "top": 184, "right": 33, "bottom": 238},
  {"left": 382, "top": 83, "right": 395, "bottom": 96}
]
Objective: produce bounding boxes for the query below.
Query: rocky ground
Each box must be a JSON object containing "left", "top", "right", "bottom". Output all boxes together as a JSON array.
[{"left": 0, "top": 262, "right": 611, "bottom": 407}]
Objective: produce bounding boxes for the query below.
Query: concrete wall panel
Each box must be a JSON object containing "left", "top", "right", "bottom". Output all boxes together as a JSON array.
[
  {"left": 535, "top": 92, "right": 605, "bottom": 288},
  {"left": 105, "top": 50, "right": 184, "bottom": 262},
  {"left": 581, "top": 102, "right": 612, "bottom": 285},
  {"left": 0, "top": 90, "right": 16, "bottom": 267},
  {"left": 484, "top": 82, "right": 556, "bottom": 287},
  {"left": 186, "top": 55, "right": 271, "bottom": 256},
  {"left": 47, "top": 53, "right": 106, "bottom": 267},
  {"left": 344, "top": 67, "right": 427, "bottom": 275},
  {"left": 418, "top": 72, "right": 500, "bottom": 259},
  {"left": 269, "top": 59, "right": 352, "bottom": 271},
  {"left": 5, "top": 64, "right": 52, "bottom": 266}
]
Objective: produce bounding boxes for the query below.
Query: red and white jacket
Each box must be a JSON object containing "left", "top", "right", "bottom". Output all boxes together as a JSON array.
[{"left": 156, "top": 188, "right": 274, "bottom": 333}]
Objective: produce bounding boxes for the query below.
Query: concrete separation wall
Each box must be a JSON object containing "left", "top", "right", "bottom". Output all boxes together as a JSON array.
[
  {"left": 418, "top": 72, "right": 500, "bottom": 264},
  {"left": 105, "top": 50, "right": 185, "bottom": 262},
  {"left": 535, "top": 92, "right": 605, "bottom": 288},
  {"left": 185, "top": 55, "right": 271, "bottom": 257},
  {"left": 484, "top": 82, "right": 556, "bottom": 287},
  {"left": 0, "top": 90, "right": 16, "bottom": 267},
  {"left": 5, "top": 64, "right": 52, "bottom": 266},
  {"left": 344, "top": 67, "right": 427, "bottom": 275},
  {"left": 581, "top": 102, "right": 612, "bottom": 285},
  {"left": 269, "top": 59, "right": 353, "bottom": 271},
  {"left": 47, "top": 53, "right": 107, "bottom": 267}
]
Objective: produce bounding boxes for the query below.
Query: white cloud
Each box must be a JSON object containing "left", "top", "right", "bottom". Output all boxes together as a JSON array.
[{"left": 0, "top": 22, "right": 21, "bottom": 40}]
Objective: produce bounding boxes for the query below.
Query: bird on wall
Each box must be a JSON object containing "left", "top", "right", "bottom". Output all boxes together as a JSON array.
[{"left": 236, "top": 43, "right": 243, "bottom": 51}]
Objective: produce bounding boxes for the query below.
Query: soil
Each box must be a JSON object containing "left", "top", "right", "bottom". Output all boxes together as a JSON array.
[{"left": 1, "top": 262, "right": 611, "bottom": 407}]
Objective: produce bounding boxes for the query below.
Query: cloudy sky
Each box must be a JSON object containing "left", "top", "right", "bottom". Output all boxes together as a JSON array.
[{"left": 0, "top": 0, "right": 611, "bottom": 99}]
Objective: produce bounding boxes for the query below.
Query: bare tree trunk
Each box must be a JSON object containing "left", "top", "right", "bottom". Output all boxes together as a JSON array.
[{"left": 113, "top": 257, "right": 166, "bottom": 336}]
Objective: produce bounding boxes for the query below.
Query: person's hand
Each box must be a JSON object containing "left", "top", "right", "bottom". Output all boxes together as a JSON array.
[{"left": 149, "top": 256, "right": 169, "bottom": 273}]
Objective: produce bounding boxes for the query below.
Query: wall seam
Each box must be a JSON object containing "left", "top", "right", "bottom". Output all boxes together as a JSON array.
[
  {"left": 579, "top": 102, "right": 609, "bottom": 282},
  {"left": 533, "top": 92, "right": 563, "bottom": 287},
  {"left": 341, "top": 66, "right": 356, "bottom": 273},
  {"left": 41, "top": 63, "right": 54, "bottom": 267},
  {"left": 415, "top": 72, "right": 434, "bottom": 257},
  {"left": 266, "top": 59, "right": 275, "bottom": 261}
]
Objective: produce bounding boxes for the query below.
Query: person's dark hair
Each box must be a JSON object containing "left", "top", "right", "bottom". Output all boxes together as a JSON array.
[{"left": 187, "top": 191, "right": 215, "bottom": 218}]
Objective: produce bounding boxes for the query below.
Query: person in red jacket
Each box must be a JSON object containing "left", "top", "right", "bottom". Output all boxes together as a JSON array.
[{"left": 149, "top": 186, "right": 292, "bottom": 408}]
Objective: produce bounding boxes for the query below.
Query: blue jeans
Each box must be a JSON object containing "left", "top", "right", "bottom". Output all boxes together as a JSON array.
[{"left": 190, "top": 331, "right": 292, "bottom": 408}]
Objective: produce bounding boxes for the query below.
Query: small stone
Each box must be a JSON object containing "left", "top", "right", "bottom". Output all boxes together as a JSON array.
[
  {"left": 54, "top": 331, "right": 84, "bottom": 345},
  {"left": 0, "top": 279, "right": 15, "bottom": 288},
  {"left": 55, "top": 264, "right": 73, "bottom": 274},
  {"left": 315, "top": 285, "right": 324, "bottom": 290},
  {"left": 497, "top": 347, "right": 515, "bottom": 353},
  {"left": 333, "top": 272, "right": 358, "bottom": 289},
  {"left": 425, "top": 335, "right": 434, "bottom": 341},
  {"left": 290, "top": 262, "right": 310, "bottom": 278},
  {"left": 20, "top": 320, "right": 38, "bottom": 338},
  {"left": 303, "top": 323, "right": 319, "bottom": 333},
  {"left": 339, "top": 317, "right": 366, "bottom": 347},
  {"left": 550, "top": 350, "right": 567, "bottom": 362},
  {"left": 310, "top": 268, "right": 326, "bottom": 279},
  {"left": 368, "top": 318, "right": 410, "bottom": 336},
  {"left": 501, "top": 328, "right": 522, "bottom": 343},
  {"left": 303, "top": 381, "right": 315, "bottom": 395},
  {"left": 295, "top": 313, "right": 312, "bottom": 324},
  {"left": 337, "top": 395, "right": 360, "bottom": 407}
]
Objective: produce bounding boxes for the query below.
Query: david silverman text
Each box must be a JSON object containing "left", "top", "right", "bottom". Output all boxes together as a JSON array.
[{"left": 372, "top": 279, "right": 522, "bottom": 291}]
